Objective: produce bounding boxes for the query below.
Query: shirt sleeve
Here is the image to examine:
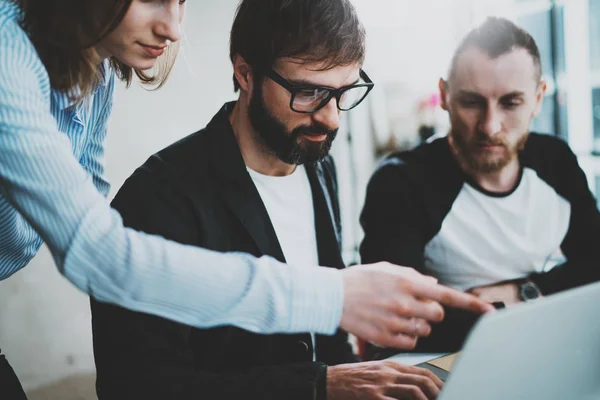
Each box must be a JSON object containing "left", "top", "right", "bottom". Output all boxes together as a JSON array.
[
  {"left": 528, "top": 139, "right": 600, "bottom": 294},
  {"left": 0, "top": 22, "right": 343, "bottom": 335},
  {"left": 359, "top": 159, "right": 429, "bottom": 271}
]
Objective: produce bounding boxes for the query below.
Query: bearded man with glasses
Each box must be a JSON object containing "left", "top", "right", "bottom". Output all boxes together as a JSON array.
[{"left": 87, "top": 0, "right": 471, "bottom": 399}]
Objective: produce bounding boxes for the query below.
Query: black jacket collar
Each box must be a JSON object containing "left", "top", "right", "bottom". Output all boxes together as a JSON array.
[{"left": 207, "top": 102, "right": 343, "bottom": 268}]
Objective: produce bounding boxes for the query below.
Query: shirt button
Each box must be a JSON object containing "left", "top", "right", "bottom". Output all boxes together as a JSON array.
[{"left": 296, "top": 340, "right": 309, "bottom": 352}]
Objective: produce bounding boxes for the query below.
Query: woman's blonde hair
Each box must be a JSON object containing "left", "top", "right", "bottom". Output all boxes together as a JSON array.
[{"left": 17, "top": 0, "right": 179, "bottom": 103}]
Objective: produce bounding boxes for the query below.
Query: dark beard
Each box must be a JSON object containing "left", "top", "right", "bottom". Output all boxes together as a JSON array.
[
  {"left": 450, "top": 129, "right": 529, "bottom": 174},
  {"left": 248, "top": 82, "right": 338, "bottom": 165}
]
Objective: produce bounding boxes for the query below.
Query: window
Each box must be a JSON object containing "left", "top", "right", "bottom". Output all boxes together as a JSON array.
[
  {"left": 590, "top": 0, "right": 600, "bottom": 147},
  {"left": 516, "top": 1, "right": 568, "bottom": 138}
]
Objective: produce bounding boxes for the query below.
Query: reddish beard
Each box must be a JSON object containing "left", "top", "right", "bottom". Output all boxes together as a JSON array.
[{"left": 450, "top": 130, "right": 529, "bottom": 174}]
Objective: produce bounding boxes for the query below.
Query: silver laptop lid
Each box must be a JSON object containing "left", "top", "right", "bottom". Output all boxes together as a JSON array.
[{"left": 439, "top": 281, "right": 600, "bottom": 400}]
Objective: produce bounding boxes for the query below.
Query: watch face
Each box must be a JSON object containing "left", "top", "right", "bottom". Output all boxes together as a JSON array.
[{"left": 521, "top": 282, "right": 541, "bottom": 300}]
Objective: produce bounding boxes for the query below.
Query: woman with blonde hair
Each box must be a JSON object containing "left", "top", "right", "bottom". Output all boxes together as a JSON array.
[{"left": 0, "top": 0, "right": 492, "bottom": 397}]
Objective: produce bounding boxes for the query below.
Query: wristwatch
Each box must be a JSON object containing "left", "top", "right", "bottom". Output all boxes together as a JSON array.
[{"left": 518, "top": 280, "right": 542, "bottom": 301}]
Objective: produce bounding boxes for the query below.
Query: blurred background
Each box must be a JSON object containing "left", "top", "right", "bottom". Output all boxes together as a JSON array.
[{"left": 1, "top": 0, "right": 599, "bottom": 398}]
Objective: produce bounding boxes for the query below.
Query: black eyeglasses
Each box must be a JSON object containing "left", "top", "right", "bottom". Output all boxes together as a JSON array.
[{"left": 265, "top": 68, "right": 375, "bottom": 114}]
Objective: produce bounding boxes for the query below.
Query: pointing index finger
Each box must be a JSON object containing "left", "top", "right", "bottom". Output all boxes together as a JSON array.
[{"left": 411, "top": 281, "right": 495, "bottom": 314}]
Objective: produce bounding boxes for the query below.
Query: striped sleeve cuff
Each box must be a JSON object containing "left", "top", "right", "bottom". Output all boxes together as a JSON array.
[{"left": 286, "top": 265, "right": 344, "bottom": 335}]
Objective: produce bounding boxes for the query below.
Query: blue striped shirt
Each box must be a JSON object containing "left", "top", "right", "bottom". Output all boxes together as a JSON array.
[{"left": 0, "top": 0, "right": 343, "bottom": 334}]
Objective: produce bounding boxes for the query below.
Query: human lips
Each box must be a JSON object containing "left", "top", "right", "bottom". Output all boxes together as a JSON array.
[
  {"left": 302, "top": 134, "right": 328, "bottom": 142},
  {"left": 477, "top": 141, "right": 505, "bottom": 150},
  {"left": 139, "top": 43, "right": 167, "bottom": 57}
]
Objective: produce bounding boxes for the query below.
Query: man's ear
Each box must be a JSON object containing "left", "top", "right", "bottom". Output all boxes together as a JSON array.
[
  {"left": 533, "top": 80, "right": 547, "bottom": 118},
  {"left": 232, "top": 54, "right": 255, "bottom": 94},
  {"left": 439, "top": 78, "right": 450, "bottom": 111}
]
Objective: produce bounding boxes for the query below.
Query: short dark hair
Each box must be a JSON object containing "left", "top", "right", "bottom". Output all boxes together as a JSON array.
[
  {"left": 229, "top": 0, "right": 366, "bottom": 91},
  {"left": 448, "top": 17, "right": 542, "bottom": 82}
]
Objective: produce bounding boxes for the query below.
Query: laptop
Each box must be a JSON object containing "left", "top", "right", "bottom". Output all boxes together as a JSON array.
[{"left": 408, "top": 281, "right": 600, "bottom": 400}]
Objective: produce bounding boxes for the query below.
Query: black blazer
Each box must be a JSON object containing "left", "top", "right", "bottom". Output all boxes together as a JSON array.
[{"left": 91, "top": 103, "right": 357, "bottom": 400}]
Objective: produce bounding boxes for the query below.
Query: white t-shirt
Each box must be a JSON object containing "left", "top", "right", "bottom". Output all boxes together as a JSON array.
[
  {"left": 247, "top": 165, "right": 319, "bottom": 360},
  {"left": 424, "top": 168, "right": 570, "bottom": 291}
]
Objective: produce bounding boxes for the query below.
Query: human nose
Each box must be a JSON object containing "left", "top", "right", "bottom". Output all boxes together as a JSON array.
[
  {"left": 312, "top": 97, "right": 341, "bottom": 131},
  {"left": 154, "top": 1, "right": 184, "bottom": 43},
  {"left": 478, "top": 105, "right": 502, "bottom": 138}
]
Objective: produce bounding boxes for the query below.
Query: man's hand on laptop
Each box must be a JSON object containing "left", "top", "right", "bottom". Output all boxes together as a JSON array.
[
  {"left": 327, "top": 360, "right": 443, "bottom": 400},
  {"left": 340, "top": 262, "right": 495, "bottom": 349}
]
